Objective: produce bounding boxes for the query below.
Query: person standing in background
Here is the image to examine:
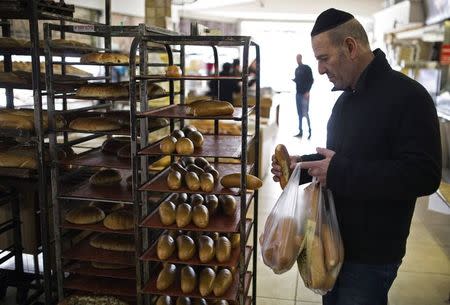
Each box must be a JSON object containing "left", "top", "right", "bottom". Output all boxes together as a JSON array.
[
  {"left": 293, "top": 53, "right": 314, "bottom": 139},
  {"left": 208, "top": 62, "right": 240, "bottom": 104}
]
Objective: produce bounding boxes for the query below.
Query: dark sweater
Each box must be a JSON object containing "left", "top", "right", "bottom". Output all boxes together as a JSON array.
[
  {"left": 294, "top": 64, "right": 314, "bottom": 94},
  {"left": 300, "top": 49, "right": 442, "bottom": 264}
]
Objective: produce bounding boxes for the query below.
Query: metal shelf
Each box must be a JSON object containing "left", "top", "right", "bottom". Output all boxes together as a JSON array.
[
  {"left": 59, "top": 169, "right": 133, "bottom": 203},
  {"left": 141, "top": 269, "right": 252, "bottom": 302},
  {"left": 139, "top": 163, "right": 255, "bottom": 196},
  {"left": 62, "top": 236, "right": 135, "bottom": 266},
  {"left": 137, "top": 104, "right": 255, "bottom": 121},
  {"left": 64, "top": 261, "right": 136, "bottom": 280},
  {"left": 139, "top": 135, "right": 254, "bottom": 159},
  {"left": 63, "top": 274, "right": 136, "bottom": 297},
  {"left": 60, "top": 219, "right": 134, "bottom": 235},
  {"left": 59, "top": 147, "right": 132, "bottom": 170},
  {"left": 140, "top": 195, "right": 253, "bottom": 233}
]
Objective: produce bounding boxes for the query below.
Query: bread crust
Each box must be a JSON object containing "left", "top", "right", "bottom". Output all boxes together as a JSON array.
[
  {"left": 69, "top": 117, "right": 121, "bottom": 132},
  {"left": 275, "top": 144, "right": 292, "bottom": 189},
  {"left": 80, "top": 53, "right": 129, "bottom": 64}
]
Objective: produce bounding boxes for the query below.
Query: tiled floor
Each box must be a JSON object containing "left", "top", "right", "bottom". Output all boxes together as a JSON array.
[{"left": 251, "top": 92, "right": 450, "bottom": 305}]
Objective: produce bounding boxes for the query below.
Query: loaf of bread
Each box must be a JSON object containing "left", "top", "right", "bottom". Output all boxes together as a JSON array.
[
  {"left": 80, "top": 53, "right": 129, "bottom": 64},
  {"left": 275, "top": 144, "right": 292, "bottom": 189},
  {"left": 0, "top": 108, "right": 66, "bottom": 131},
  {"left": 101, "top": 111, "right": 130, "bottom": 127},
  {"left": 0, "top": 61, "right": 92, "bottom": 77},
  {"left": 69, "top": 117, "right": 121, "bottom": 132},
  {"left": 148, "top": 83, "right": 166, "bottom": 97},
  {"left": 103, "top": 209, "right": 134, "bottom": 230},
  {"left": 0, "top": 37, "right": 28, "bottom": 48},
  {"left": 0, "top": 72, "right": 28, "bottom": 84},
  {"left": 51, "top": 39, "right": 92, "bottom": 49},
  {"left": 65, "top": 206, "right": 105, "bottom": 225},
  {"left": 91, "top": 261, "right": 130, "bottom": 270},
  {"left": 89, "top": 201, "right": 124, "bottom": 214},
  {"left": 101, "top": 137, "right": 130, "bottom": 154},
  {"left": 75, "top": 83, "right": 128, "bottom": 98},
  {"left": 165, "top": 65, "right": 181, "bottom": 77},
  {"left": 58, "top": 295, "right": 129, "bottom": 305},
  {"left": 89, "top": 168, "right": 122, "bottom": 186},
  {"left": 89, "top": 233, "right": 134, "bottom": 252},
  {"left": 0, "top": 146, "right": 38, "bottom": 169},
  {"left": 187, "top": 100, "right": 234, "bottom": 117}
]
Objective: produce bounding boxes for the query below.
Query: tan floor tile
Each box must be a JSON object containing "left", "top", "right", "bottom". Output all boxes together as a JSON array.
[
  {"left": 389, "top": 271, "right": 450, "bottom": 305},
  {"left": 295, "top": 276, "right": 323, "bottom": 303},
  {"left": 256, "top": 297, "right": 295, "bottom": 305},
  {"left": 426, "top": 224, "right": 450, "bottom": 247},
  {"left": 407, "top": 221, "right": 444, "bottom": 247},
  {"left": 256, "top": 256, "right": 299, "bottom": 299},
  {"left": 414, "top": 196, "right": 450, "bottom": 226},
  {"left": 400, "top": 242, "right": 450, "bottom": 274}
]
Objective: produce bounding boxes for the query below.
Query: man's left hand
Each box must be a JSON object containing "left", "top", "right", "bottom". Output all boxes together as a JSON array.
[{"left": 300, "top": 147, "right": 336, "bottom": 186}]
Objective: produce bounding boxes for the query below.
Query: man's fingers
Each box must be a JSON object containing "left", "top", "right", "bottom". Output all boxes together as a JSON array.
[
  {"left": 316, "top": 147, "right": 335, "bottom": 158},
  {"left": 272, "top": 176, "right": 280, "bottom": 182},
  {"left": 300, "top": 160, "right": 321, "bottom": 169}
]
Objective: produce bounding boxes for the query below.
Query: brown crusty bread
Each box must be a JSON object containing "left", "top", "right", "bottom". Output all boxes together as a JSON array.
[
  {"left": 89, "top": 233, "right": 134, "bottom": 252},
  {"left": 75, "top": 83, "right": 128, "bottom": 98},
  {"left": 187, "top": 100, "right": 234, "bottom": 117},
  {"left": 101, "top": 137, "right": 130, "bottom": 154},
  {"left": 89, "top": 201, "right": 125, "bottom": 214},
  {"left": 80, "top": 52, "right": 129, "bottom": 64},
  {"left": 69, "top": 117, "right": 121, "bottom": 132},
  {"left": 58, "top": 295, "right": 129, "bottom": 305},
  {"left": 103, "top": 209, "right": 134, "bottom": 230},
  {"left": 89, "top": 168, "right": 122, "bottom": 186},
  {"left": 275, "top": 144, "right": 292, "bottom": 189},
  {"left": 65, "top": 206, "right": 105, "bottom": 225},
  {"left": 0, "top": 37, "right": 27, "bottom": 48},
  {"left": 91, "top": 261, "right": 130, "bottom": 270}
]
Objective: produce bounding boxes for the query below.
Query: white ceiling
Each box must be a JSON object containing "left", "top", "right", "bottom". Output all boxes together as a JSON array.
[{"left": 173, "top": 0, "right": 386, "bottom": 22}]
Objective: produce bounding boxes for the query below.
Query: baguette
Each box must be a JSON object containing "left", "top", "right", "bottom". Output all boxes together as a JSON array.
[
  {"left": 309, "top": 234, "right": 327, "bottom": 289},
  {"left": 274, "top": 144, "right": 292, "bottom": 189},
  {"left": 220, "top": 173, "right": 263, "bottom": 190},
  {"left": 321, "top": 223, "right": 339, "bottom": 270},
  {"left": 187, "top": 100, "right": 234, "bottom": 117},
  {"left": 69, "top": 117, "right": 121, "bottom": 132},
  {"left": 80, "top": 52, "right": 129, "bottom": 64}
]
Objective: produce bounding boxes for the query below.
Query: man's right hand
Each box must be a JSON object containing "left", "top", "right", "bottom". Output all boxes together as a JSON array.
[{"left": 271, "top": 154, "right": 300, "bottom": 183}]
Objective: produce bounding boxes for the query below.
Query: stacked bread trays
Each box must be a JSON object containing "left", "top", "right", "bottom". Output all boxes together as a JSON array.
[{"left": 129, "top": 34, "right": 261, "bottom": 305}]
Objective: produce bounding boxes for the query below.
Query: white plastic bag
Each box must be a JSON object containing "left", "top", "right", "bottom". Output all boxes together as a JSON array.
[{"left": 260, "top": 163, "right": 309, "bottom": 274}]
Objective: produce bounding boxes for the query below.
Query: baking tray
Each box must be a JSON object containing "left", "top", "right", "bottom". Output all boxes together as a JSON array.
[
  {"left": 59, "top": 147, "right": 132, "bottom": 170},
  {"left": 137, "top": 104, "right": 255, "bottom": 121},
  {"left": 62, "top": 236, "right": 135, "bottom": 266},
  {"left": 140, "top": 194, "right": 253, "bottom": 233},
  {"left": 60, "top": 219, "right": 134, "bottom": 235},
  {"left": 141, "top": 241, "right": 252, "bottom": 268},
  {"left": 64, "top": 274, "right": 136, "bottom": 297},
  {"left": 64, "top": 261, "right": 135, "bottom": 280},
  {"left": 56, "top": 127, "right": 131, "bottom": 136},
  {"left": 141, "top": 269, "right": 251, "bottom": 302},
  {"left": 0, "top": 46, "right": 98, "bottom": 56},
  {"left": 139, "top": 163, "right": 255, "bottom": 196},
  {"left": 59, "top": 168, "right": 133, "bottom": 203},
  {"left": 139, "top": 135, "right": 253, "bottom": 159}
]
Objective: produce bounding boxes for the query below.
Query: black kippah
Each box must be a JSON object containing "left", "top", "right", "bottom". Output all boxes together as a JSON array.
[{"left": 311, "top": 8, "right": 354, "bottom": 37}]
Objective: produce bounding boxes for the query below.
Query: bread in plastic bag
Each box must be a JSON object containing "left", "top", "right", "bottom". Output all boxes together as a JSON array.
[
  {"left": 260, "top": 163, "right": 308, "bottom": 274},
  {"left": 297, "top": 181, "right": 344, "bottom": 294}
]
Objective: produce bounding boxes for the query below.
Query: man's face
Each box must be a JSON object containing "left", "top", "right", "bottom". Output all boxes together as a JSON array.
[{"left": 312, "top": 32, "right": 352, "bottom": 90}]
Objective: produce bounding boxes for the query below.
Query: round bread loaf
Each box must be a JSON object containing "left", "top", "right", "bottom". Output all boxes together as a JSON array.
[
  {"left": 80, "top": 52, "right": 129, "bottom": 64},
  {"left": 89, "top": 201, "right": 124, "bottom": 214},
  {"left": 101, "top": 137, "right": 130, "bottom": 154},
  {"left": 65, "top": 206, "right": 105, "bottom": 225},
  {"left": 89, "top": 233, "right": 134, "bottom": 252},
  {"left": 75, "top": 84, "right": 128, "bottom": 98},
  {"left": 69, "top": 117, "right": 121, "bottom": 132},
  {"left": 91, "top": 261, "right": 130, "bottom": 270},
  {"left": 103, "top": 209, "right": 134, "bottom": 230},
  {"left": 148, "top": 83, "right": 165, "bottom": 97},
  {"left": 89, "top": 168, "right": 122, "bottom": 186}
]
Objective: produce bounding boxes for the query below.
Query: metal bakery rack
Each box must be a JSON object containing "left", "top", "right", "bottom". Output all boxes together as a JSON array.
[
  {"left": 0, "top": 1, "right": 114, "bottom": 303},
  {"left": 129, "top": 32, "right": 260, "bottom": 305},
  {"left": 45, "top": 22, "right": 179, "bottom": 305}
]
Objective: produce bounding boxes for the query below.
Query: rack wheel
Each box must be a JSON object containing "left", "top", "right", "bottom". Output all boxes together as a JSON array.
[{"left": 16, "top": 287, "right": 28, "bottom": 304}]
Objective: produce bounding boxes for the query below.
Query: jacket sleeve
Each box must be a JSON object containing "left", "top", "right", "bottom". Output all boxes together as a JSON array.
[
  {"left": 299, "top": 153, "right": 324, "bottom": 184},
  {"left": 305, "top": 66, "right": 314, "bottom": 92},
  {"left": 327, "top": 87, "right": 442, "bottom": 200}
]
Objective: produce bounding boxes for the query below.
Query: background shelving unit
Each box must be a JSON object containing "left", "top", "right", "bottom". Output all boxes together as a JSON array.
[
  {"left": 0, "top": 1, "right": 112, "bottom": 304},
  {"left": 129, "top": 34, "right": 260, "bottom": 305},
  {"left": 45, "top": 22, "right": 178, "bottom": 304}
]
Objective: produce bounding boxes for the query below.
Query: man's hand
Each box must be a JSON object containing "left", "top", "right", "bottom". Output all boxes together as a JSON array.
[
  {"left": 303, "top": 92, "right": 310, "bottom": 100},
  {"left": 300, "top": 147, "right": 335, "bottom": 186},
  {"left": 271, "top": 154, "right": 300, "bottom": 183}
]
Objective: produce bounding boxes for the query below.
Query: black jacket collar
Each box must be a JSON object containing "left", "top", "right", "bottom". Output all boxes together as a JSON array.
[{"left": 332, "top": 48, "right": 392, "bottom": 93}]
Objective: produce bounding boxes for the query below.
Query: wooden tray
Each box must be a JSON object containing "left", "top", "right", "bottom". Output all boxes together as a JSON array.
[{"left": 64, "top": 274, "right": 136, "bottom": 297}]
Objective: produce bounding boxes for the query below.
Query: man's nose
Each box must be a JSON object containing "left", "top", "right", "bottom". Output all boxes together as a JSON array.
[{"left": 318, "top": 63, "right": 326, "bottom": 75}]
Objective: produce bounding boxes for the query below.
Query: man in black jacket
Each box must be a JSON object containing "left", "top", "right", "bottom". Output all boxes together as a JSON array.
[
  {"left": 271, "top": 8, "right": 441, "bottom": 305},
  {"left": 293, "top": 53, "right": 314, "bottom": 138}
]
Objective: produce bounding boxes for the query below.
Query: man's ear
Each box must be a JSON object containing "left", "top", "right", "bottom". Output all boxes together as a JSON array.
[{"left": 344, "top": 37, "right": 358, "bottom": 60}]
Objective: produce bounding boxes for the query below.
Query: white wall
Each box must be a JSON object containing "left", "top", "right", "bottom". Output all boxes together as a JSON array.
[{"left": 65, "top": 0, "right": 145, "bottom": 17}]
